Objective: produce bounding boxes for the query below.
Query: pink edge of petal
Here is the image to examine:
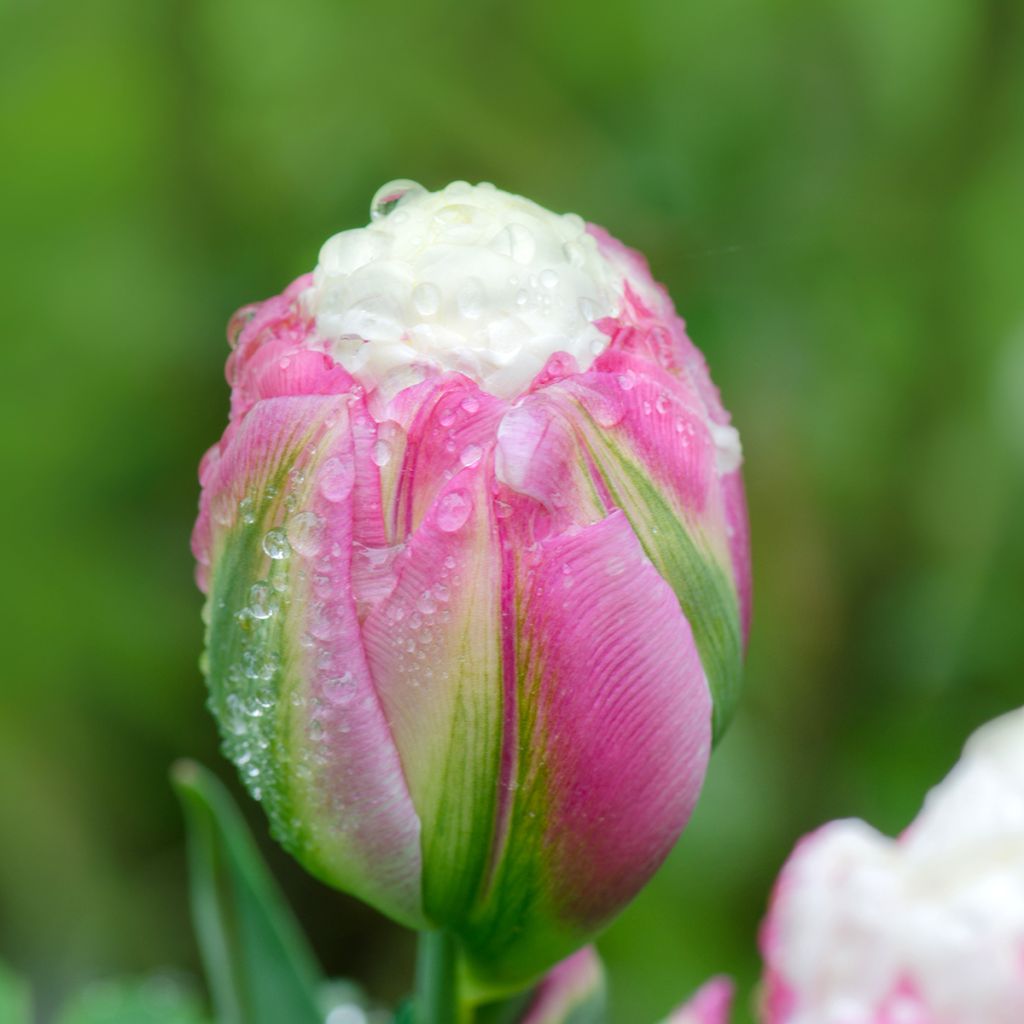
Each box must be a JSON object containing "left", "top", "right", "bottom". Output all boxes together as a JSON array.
[
  {"left": 663, "top": 976, "right": 735, "bottom": 1024},
  {"left": 527, "top": 509, "right": 712, "bottom": 928},
  {"left": 516, "top": 946, "right": 604, "bottom": 1024}
]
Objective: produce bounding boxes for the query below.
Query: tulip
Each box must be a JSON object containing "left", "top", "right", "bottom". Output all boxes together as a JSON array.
[
  {"left": 192, "top": 181, "right": 750, "bottom": 988},
  {"left": 758, "top": 705, "right": 1024, "bottom": 1023}
]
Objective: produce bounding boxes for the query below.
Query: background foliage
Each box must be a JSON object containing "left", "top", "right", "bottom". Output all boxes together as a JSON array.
[{"left": 2, "top": 1, "right": 1023, "bottom": 1021}]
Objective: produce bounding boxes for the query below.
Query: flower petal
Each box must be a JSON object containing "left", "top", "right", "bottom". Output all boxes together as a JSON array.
[
  {"left": 463, "top": 510, "right": 712, "bottom": 985},
  {"left": 193, "top": 394, "right": 424, "bottom": 927},
  {"left": 662, "top": 977, "right": 735, "bottom": 1024},
  {"left": 497, "top": 363, "right": 743, "bottom": 738},
  {"left": 516, "top": 947, "right": 605, "bottom": 1024},
  {"left": 361, "top": 456, "right": 504, "bottom": 925}
]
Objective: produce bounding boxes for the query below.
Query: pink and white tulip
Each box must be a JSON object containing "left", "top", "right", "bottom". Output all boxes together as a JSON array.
[
  {"left": 761, "top": 706, "right": 1024, "bottom": 1023},
  {"left": 192, "top": 181, "right": 749, "bottom": 986}
]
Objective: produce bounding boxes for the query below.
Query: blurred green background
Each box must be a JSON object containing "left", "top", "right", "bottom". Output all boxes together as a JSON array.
[{"left": 2, "top": 0, "right": 1023, "bottom": 1020}]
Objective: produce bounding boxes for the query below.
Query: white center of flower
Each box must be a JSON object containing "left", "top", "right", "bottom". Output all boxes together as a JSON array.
[{"left": 301, "top": 180, "right": 622, "bottom": 398}]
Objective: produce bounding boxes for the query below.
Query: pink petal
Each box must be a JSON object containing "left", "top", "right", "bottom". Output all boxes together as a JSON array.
[
  {"left": 195, "top": 394, "right": 424, "bottom": 927},
  {"left": 517, "top": 947, "right": 605, "bottom": 1024},
  {"left": 496, "top": 361, "right": 744, "bottom": 737},
  {"left": 663, "top": 976, "right": 735, "bottom": 1024},
  {"left": 464, "top": 510, "right": 711, "bottom": 983}
]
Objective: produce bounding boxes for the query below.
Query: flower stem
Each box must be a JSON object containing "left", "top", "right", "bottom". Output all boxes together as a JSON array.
[{"left": 415, "top": 930, "right": 461, "bottom": 1024}]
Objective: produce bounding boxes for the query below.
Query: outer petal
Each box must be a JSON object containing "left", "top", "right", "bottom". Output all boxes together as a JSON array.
[
  {"left": 662, "top": 977, "right": 734, "bottom": 1024},
  {"left": 497, "top": 363, "right": 743, "bottom": 738},
  {"left": 462, "top": 510, "right": 712, "bottom": 985},
  {"left": 193, "top": 393, "right": 424, "bottom": 927}
]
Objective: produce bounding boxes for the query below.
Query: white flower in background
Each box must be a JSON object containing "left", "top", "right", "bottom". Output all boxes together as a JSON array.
[{"left": 761, "top": 706, "right": 1024, "bottom": 1024}]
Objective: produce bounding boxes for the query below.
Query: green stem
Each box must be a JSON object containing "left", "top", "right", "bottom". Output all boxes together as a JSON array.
[{"left": 415, "top": 930, "right": 462, "bottom": 1024}]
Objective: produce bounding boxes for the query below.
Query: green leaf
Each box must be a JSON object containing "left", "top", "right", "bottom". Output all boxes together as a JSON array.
[
  {"left": 0, "top": 960, "right": 31, "bottom": 1024},
  {"left": 171, "top": 760, "right": 325, "bottom": 1024},
  {"left": 55, "top": 978, "right": 210, "bottom": 1024}
]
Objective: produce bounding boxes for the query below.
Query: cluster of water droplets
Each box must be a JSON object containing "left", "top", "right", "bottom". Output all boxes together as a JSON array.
[
  {"left": 206, "top": 442, "right": 334, "bottom": 832},
  {"left": 379, "top": 550, "right": 461, "bottom": 690},
  {"left": 300, "top": 180, "right": 622, "bottom": 399}
]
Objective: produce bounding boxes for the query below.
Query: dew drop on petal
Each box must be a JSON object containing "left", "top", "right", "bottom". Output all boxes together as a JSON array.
[
  {"left": 248, "top": 581, "right": 278, "bottom": 619},
  {"left": 324, "top": 672, "right": 357, "bottom": 705},
  {"left": 319, "top": 457, "right": 354, "bottom": 502},
  {"left": 460, "top": 443, "right": 483, "bottom": 468},
  {"left": 371, "top": 439, "right": 392, "bottom": 466},
  {"left": 370, "top": 179, "right": 426, "bottom": 221},
  {"left": 412, "top": 282, "right": 441, "bottom": 317},
  {"left": 491, "top": 223, "right": 536, "bottom": 265},
  {"left": 262, "top": 528, "right": 291, "bottom": 560},
  {"left": 239, "top": 496, "right": 257, "bottom": 525},
  {"left": 435, "top": 489, "right": 472, "bottom": 532},
  {"left": 460, "top": 395, "right": 480, "bottom": 414},
  {"left": 287, "top": 511, "right": 325, "bottom": 557}
]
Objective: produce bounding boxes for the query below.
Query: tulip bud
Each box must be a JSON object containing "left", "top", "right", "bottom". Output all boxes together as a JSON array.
[
  {"left": 760, "top": 707, "right": 1024, "bottom": 1022},
  {"left": 192, "top": 181, "right": 750, "bottom": 987}
]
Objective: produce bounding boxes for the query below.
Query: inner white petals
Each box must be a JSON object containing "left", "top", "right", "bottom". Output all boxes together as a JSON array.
[{"left": 301, "top": 181, "right": 622, "bottom": 399}]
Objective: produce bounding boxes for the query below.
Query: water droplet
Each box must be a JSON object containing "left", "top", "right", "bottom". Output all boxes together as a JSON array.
[
  {"left": 491, "top": 222, "right": 536, "bottom": 264},
  {"left": 540, "top": 269, "right": 559, "bottom": 289},
  {"left": 412, "top": 282, "right": 441, "bottom": 317},
  {"left": 324, "top": 672, "right": 357, "bottom": 705},
  {"left": 435, "top": 489, "right": 472, "bottom": 532},
  {"left": 617, "top": 371, "right": 636, "bottom": 391},
  {"left": 239, "top": 496, "right": 256, "bottom": 525},
  {"left": 460, "top": 395, "right": 480, "bottom": 414},
  {"left": 515, "top": 289, "right": 529, "bottom": 307},
  {"left": 417, "top": 591, "right": 437, "bottom": 614},
  {"left": 460, "top": 443, "right": 483, "bottom": 468},
  {"left": 579, "top": 297, "right": 600, "bottom": 322},
  {"left": 370, "top": 179, "right": 426, "bottom": 221},
  {"left": 262, "top": 528, "right": 291, "bottom": 560},
  {"left": 655, "top": 393, "right": 670, "bottom": 415},
  {"left": 443, "top": 555, "right": 457, "bottom": 570},
  {"left": 287, "top": 511, "right": 325, "bottom": 557},
  {"left": 211, "top": 493, "right": 234, "bottom": 527},
  {"left": 319, "top": 457, "right": 354, "bottom": 502},
  {"left": 227, "top": 306, "right": 257, "bottom": 349},
  {"left": 563, "top": 240, "right": 586, "bottom": 267},
  {"left": 371, "top": 439, "right": 392, "bottom": 467},
  {"left": 439, "top": 407, "right": 456, "bottom": 427},
  {"left": 457, "top": 278, "right": 485, "bottom": 319},
  {"left": 249, "top": 581, "right": 278, "bottom": 619}
]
